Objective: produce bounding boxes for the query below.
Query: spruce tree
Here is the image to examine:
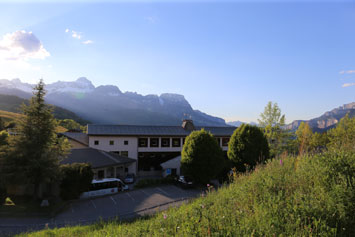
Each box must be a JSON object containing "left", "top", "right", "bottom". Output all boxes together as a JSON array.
[{"left": 2, "top": 80, "right": 70, "bottom": 199}]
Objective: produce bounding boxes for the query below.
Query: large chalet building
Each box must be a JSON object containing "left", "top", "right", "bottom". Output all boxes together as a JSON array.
[{"left": 63, "top": 120, "right": 236, "bottom": 179}]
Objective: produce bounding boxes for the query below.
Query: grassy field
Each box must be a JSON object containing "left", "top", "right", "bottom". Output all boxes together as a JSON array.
[
  {"left": 0, "top": 109, "right": 23, "bottom": 122},
  {"left": 0, "top": 109, "right": 67, "bottom": 133},
  {"left": 21, "top": 150, "right": 355, "bottom": 236}
]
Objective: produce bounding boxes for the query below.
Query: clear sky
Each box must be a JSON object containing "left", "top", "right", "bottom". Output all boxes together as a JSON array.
[{"left": 0, "top": 0, "right": 354, "bottom": 123}]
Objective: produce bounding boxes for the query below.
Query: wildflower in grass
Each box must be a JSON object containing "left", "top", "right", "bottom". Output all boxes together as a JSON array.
[
  {"left": 279, "top": 159, "right": 283, "bottom": 165},
  {"left": 200, "top": 204, "right": 205, "bottom": 209},
  {"left": 207, "top": 184, "right": 210, "bottom": 187},
  {"left": 163, "top": 213, "right": 167, "bottom": 219}
]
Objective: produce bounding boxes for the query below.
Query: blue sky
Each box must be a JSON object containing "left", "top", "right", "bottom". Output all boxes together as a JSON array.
[{"left": 0, "top": 0, "right": 354, "bottom": 123}]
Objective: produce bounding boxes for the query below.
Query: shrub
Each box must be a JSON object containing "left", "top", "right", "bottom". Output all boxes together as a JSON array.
[
  {"left": 181, "top": 129, "right": 225, "bottom": 184},
  {"left": 4, "top": 197, "right": 15, "bottom": 206},
  {"left": 228, "top": 124, "right": 269, "bottom": 171},
  {"left": 134, "top": 176, "right": 176, "bottom": 189},
  {"left": 59, "top": 163, "right": 93, "bottom": 200}
]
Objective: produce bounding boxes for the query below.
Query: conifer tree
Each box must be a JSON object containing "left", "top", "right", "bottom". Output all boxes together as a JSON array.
[{"left": 2, "top": 80, "right": 70, "bottom": 199}]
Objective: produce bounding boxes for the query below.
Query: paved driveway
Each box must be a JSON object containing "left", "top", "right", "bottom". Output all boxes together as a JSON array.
[{"left": 0, "top": 185, "right": 200, "bottom": 236}]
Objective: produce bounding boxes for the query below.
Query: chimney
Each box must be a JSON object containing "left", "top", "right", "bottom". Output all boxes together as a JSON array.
[{"left": 182, "top": 120, "right": 195, "bottom": 131}]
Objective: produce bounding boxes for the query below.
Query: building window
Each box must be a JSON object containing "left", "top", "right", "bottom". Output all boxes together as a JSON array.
[
  {"left": 138, "top": 138, "right": 148, "bottom": 147},
  {"left": 124, "top": 140, "right": 129, "bottom": 145},
  {"left": 121, "top": 151, "right": 128, "bottom": 157},
  {"left": 216, "top": 138, "right": 221, "bottom": 146},
  {"left": 222, "top": 138, "right": 230, "bottom": 146},
  {"left": 172, "top": 138, "right": 181, "bottom": 147},
  {"left": 98, "top": 170, "right": 105, "bottom": 179},
  {"left": 113, "top": 151, "right": 120, "bottom": 155},
  {"left": 161, "top": 138, "right": 170, "bottom": 147},
  {"left": 109, "top": 140, "right": 114, "bottom": 145},
  {"left": 125, "top": 167, "right": 128, "bottom": 172},
  {"left": 150, "top": 138, "right": 159, "bottom": 147},
  {"left": 94, "top": 140, "right": 99, "bottom": 145},
  {"left": 138, "top": 152, "right": 144, "bottom": 158}
]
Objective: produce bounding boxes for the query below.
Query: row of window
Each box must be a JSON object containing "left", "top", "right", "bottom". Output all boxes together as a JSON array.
[
  {"left": 138, "top": 138, "right": 183, "bottom": 148},
  {"left": 93, "top": 137, "right": 230, "bottom": 147},
  {"left": 94, "top": 140, "right": 129, "bottom": 146}
]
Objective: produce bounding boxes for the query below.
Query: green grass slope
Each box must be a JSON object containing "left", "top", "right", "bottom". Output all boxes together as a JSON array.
[
  {"left": 22, "top": 150, "right": 355, "bottom": 236},
  {"left": 0, "top": 94, "right": 89, "bottom": 125}
]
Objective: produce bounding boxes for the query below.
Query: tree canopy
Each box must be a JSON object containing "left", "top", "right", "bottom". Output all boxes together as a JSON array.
[
  {"left": 295, "top": 122, "right": 313, "bottom": 154},
  {"left": 258, "top": 101, "right": 290, "bottom": 157},
  {"left": 327, "top": 114, "right": 355, "bottom": 152},
  {"left": 227, "top": 124, "right": 269, "bottom": 172},
  {"left": 181, "top": 129, "right": 224, "bottom": 184}
]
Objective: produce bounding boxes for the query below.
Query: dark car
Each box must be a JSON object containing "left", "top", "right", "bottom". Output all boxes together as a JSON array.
[
  {"left": 176, "top": 176, "right": 194, "bottom": 189},
  {"left": 124, "top": 173, "right": 136, "bottom": 184}
]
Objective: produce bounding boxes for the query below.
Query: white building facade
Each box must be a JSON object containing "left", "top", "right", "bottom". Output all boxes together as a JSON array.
[{"left": 87, "top": 120, "right": 236, "bottom": 177}]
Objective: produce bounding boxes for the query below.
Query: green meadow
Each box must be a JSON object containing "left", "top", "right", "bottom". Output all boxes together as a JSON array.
[{"left": 21, "top": 150, "right": 355, "bottom": 236}]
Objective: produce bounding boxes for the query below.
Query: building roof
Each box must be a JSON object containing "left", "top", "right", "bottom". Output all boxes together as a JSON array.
[
  {"left": 61, "top": 148, "right": 135, "bottom": 169},
  {"left": 61, "top": 132, "right": 89, "bottom": 146},
  {"left": 160, "top": 156, "right": 181, "bottom": 169},
  {"left": 87, "top": 124, "right": 236, "bottom": 137}
]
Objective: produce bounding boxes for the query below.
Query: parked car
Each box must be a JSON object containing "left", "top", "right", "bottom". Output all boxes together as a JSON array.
[
  {"left": 124, "top": 173, "right": 136, "bottom": 184},
  {"left": 175, "top": 175, "right": 194, "bottom": 189}
]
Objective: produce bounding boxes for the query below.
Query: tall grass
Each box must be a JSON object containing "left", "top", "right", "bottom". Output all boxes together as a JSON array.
[{"left": 22, "top": 150, "right": 355, "bottom": 236}]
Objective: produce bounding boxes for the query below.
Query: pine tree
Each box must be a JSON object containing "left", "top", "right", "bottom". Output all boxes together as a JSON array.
[{"left": 2, "top": 80, "right": 70, "bottom": 199}]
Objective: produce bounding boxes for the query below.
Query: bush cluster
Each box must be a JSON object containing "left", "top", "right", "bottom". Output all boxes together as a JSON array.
[{"left": 59, "top": 163, "right": 93, "bottom": 200}]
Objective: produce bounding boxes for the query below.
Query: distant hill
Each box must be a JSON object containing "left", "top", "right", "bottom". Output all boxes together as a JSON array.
[
  {"left": 227, "top": 121, "right": 258, "bottom": 127},
  {"left": 286, "top": 102, "right": 355, "bottom": 132},
  {"left": 0, "top": 94, "right": 90, "bottom": 125},
  {"left": 0, "top": 78, "right": 227, "bottom": 126}
]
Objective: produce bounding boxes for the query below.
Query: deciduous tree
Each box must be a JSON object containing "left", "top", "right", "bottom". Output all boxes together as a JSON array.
[
  {"left": 227, "top": 124, "right": 269, "bottom": 172},
  {"left": 327, "top": 114, "right": 355, "bottom": 152},
  {"left": 295, "top": 122, "right": 313, "bottom": 154},
  {"left": 258, "top": 101, "right": 290, "bottom": 157},
  {"left": 181, "top": 129, "right": 224, "bottom": 184}
]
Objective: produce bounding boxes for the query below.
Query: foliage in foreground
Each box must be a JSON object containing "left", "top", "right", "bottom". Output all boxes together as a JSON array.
[
  {"left": 181, "top": 129, "right": 225, "bottom": 184},
  {"left": 23, "top": 150, "right": 355, "bottom": 237},
  {"left": 59, "top": 163, "right": 93, "bottom": 200},
  {"left": 228, "top": 124, "right": 269, "bottom": 171}
]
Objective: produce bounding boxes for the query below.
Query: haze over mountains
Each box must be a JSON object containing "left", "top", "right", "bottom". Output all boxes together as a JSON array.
[
  {"left": 0, "top": 78, "right": 353, "bottom": 130},
  {"left": 0, "top": 78, "right": 226, "bottom": 126}
]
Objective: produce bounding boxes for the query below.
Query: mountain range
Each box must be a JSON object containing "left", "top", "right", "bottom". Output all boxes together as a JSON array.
[
  {"left": 0, "top": 78, "right": 226, "bottom": 126},
  {"left": 227, "top": 121, "right": 258, "bottom": 127},
  {"left": 285, "top": 102, "right": 355, "bottom": 132},
  {"left": 0, "top": 78, "right": 353, "bottom": 130},
  {"left": 227, "top": 103, "right": 354, "bottom": 132}
]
